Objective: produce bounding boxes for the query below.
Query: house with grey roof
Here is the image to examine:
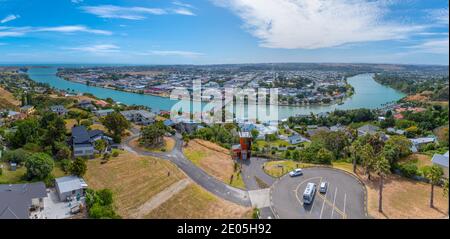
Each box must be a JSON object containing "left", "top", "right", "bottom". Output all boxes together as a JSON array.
[
  {"left": 71, "top": 126, "right": 110, "bottom": 158},
  {"left": 55, "top": 176, "right": 88, "bottom": 201},
  {"left": 0, "top": 182, "right": 47, "bottom": 219},
  {"left": 95, "top": 109, "right": 115, "bottom": 117},
  {"left": 120, "top": 110, "right": 155, "bottom": 126},
  {"left": 357, "top": 125, "right": 380, "bottom": 137},
  {"left": 432, "top": 151, "right": 449, "bottom": 178},
  {"left": 50, "top": 105, "right": 68, "bottom": 116}
]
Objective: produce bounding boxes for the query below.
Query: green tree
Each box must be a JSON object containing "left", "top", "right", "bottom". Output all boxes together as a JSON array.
[
  {"left": 94, "top": 140, "right": 107, "bottom": 153},
  {"left": 39, "top": 112, "right": 67, "bottom": 154},
  {"left": 251, "top": 129, "right": 259, "bottom": 140},
  {"left": 70, "top": 157, "right": 87, "bottom": 177},
  {"left": 315, "top": 148, "right": 333, "bottom": 165},
  {"left": 373, "top": 156, "right": 390, "bottom": 212},
  {"left": 1, "top": 149, "right": 29, "bottom": 165},
  {"left": 140, "top": 122, "right": 167, "bottom": 148},
  {"left": 8, "top": 118, "right": 40, "bottom": 148},
  {"left": 360, "top": 144, "right": 376, "bottom": 180},
  {"left": 423, "top": 165, "right": 444, "bottom": 208},
  {"left": 443, "top": 178, "right": 449, "bottom": 215},
  {"left": 383, "top": 135, "right": 412, "bottom": 165},
  {"left": 102, "top": 112, "right": 130, "bottom": 143},
  {"left": 25, "top": 153, "right": 54, "bottom": 180}
]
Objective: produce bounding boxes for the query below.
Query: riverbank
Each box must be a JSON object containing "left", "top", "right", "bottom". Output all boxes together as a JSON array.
[{"left": 27, "top": 67, "right": 406, "bottom": 119}]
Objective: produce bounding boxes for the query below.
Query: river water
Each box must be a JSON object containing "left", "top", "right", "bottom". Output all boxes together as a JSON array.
[{"left": 27, "top": 67, "right": 405, "bottom": 119}]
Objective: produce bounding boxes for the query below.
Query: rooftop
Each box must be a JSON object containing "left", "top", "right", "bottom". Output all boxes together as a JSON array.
[{"left": 55, "top": 176, "right": 88, "bottom": 194}]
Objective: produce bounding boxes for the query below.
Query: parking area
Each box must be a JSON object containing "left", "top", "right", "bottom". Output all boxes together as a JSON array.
[{"left": 270, "top": 167, "right": 367, "bottom": 219}]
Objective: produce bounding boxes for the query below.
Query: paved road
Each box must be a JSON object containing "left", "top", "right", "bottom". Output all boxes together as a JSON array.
[
  {"left": 270, "top": 167, "right": 367, "bottom": 219},
  {"left": 240, "top": 157, "right": 275, "bottom": 190},
  {"left": 124, "top": 134, "right": 252, "bottom": 207}
]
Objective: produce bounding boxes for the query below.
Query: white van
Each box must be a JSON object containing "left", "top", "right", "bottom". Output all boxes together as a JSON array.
[{"left": 303, "top": 183, "right": 317, "bottom": 205}]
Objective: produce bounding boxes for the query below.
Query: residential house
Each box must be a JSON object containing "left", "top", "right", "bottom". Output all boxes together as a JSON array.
[
  {"left": 55, "top": 176, "right": 89, "bottom": 201},
  {"left": 95, "top": 109, "right": 115, "bottom": 117},
  {"left": 71, "top": 126, "right": 110, "bottom": 158},
  {"left": 410, "top": 137, "right": 436, "bottom": 153},
  {"left": 432, "top": 151, "right": 449, "bottom": 178},
  {"left": 0, "top": 182, "right": 47, "bottom": 219},
  {"left": 20, "top": 105, "right": 35, "bottom": 115},
  {"left": 387, "top": 127, "right": 405, "bottom": 135},
  {"left": 357, "top": 125, "right": 380, "bottom": 137},
  {"left": 120, "top": 110, "right": 155, "bottom": 126},
  {"left": 287, "top": 134, "right": 307, "bottom": 144},
  {"left": 306, "top": 126, "right": 329, "bottom": 138},
  {"left": 78, "top": 100, "right": 97, "bottom": 111},
  {"left": 50, "top": 105, "right": 68, "bottom": 116}
]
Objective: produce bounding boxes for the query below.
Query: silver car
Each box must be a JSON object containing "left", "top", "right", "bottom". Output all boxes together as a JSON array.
[{"left": 319, "top": 182, "right": 328, "bottom": 193}]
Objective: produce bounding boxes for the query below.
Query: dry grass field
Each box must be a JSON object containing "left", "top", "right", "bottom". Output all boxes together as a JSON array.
[
  {"left": 183, "top": 139, "right": 245, "bottom": 189},
  {"left": 0, "top": 86, "right": 20, "bottom": 110},
  {"left": 145, "top": 184, "right": 252, "bottom": 219},
  {"left": 85, "top": 151, "right": 186, "bottom": 218}
]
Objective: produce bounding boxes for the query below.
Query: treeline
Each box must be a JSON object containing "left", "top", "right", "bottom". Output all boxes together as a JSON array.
[
  {"left": 288, "top": 108, "right": 376, "bottom": 127},
  {"left": 374, "top": 73, "right": 449, "bottom": 100}
]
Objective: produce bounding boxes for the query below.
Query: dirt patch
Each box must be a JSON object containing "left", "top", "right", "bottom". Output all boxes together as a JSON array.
[
  {"left": 130, "top": 179, "right": 192, "bottom": 219},
  {"left": 183, "top": 139, "right": 235, "bottom": 183},
  {"left": 0, "top": 86, "right": 20, "bottom": 109},
  {"left": 399, "top": 154, "right": 433, "bottom": 168},
  {"left": 145, "top": 184, "right": 252, "bottom": 219}
]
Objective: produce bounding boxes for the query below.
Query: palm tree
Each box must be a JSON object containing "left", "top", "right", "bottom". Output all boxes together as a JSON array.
[
  {"left": 373, "top": 156, "right": 390, "bottom": 212},
  {"left": 360, "top": 144, "right": 375, "bottom": 180},
  {"left": 423, "top": 165, "right": 444, "bottom": 208}
]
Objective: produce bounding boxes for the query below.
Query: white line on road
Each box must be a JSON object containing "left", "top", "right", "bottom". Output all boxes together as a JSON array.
[
  {"left": 319, "top": 192, "right": 326, "bottom": 219},
  {"left": 343, "top": 193, "right": 347, "bottom": 219},
  {"left": 331, "top": 187, "right": 338, "bottom": 219}
]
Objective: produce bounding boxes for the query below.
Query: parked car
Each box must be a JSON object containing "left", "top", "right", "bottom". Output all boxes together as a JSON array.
[
  {"left": 319, "top": 182, "right": 328, "bottom": 194},
  {"left": 289, "top": 168, "right": 303, "bottom": 177}
]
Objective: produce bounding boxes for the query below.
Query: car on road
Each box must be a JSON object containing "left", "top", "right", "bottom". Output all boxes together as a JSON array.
[
  {"left": 289, "top": 169, "right": 303, "bottom": 177},
  {"left": 319, "top": 182, "right": 328, "bottom": 193},
  {"left": 303, "top": 183, "right": 317, "bottom": 204}
]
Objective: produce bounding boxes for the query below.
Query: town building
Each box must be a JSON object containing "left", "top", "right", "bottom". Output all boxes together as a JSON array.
[
  {"left": 70, "top": 126, "right": 110, "bottom": 158},
  {"left": 50, "top": 105, "right": 68, "bottom": 116},
  {"left": 0, "top": 182, "right": 47, "bottom": 219},
  {"left": 20, "top": 105, "right": 35, "bottom": 115},
  {"left": 357, "top": 125, "right": 380, "bottom": 137},
  {"left": 232, "top": 132, "right": 253, "bottom": 160},
  {"left": 432, "top": 151, "right": 449, "bottom": 178},
  {"left": 120, "top": 110, "right": 155, "bottom": 126},
  {"left": 95, "top": 109, "right": 115, "bottom": 117},
  {"left": 410, "top": 137, "right": 436, "bottom": 153},
  {"left": 55, "top": 176, "right": 88, "bottom": 201}
]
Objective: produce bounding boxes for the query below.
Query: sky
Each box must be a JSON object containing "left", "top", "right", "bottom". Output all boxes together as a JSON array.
[{"left": 0, "top": 0, "right": 448, "bottom": 65}]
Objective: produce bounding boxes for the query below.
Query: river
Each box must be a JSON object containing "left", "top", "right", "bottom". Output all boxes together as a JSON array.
[{"left": 27, "top": 67, "right": 405, "bottom": 120}]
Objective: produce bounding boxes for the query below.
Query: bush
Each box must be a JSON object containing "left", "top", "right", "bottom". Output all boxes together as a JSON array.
[
  {"left": 25, "top": 153, "right": 54, "bottom": 180},
  {"left": 70, "top": 158, "right": 87, "bottom": 177},
  {"left": 60, "top": 159, "right": 72, "bottom": 173},
  {"left": 2, "top": 149, "right": 29, "bottom": 165},
  {"left": 397, "top": 162, "right": 419, "bottom": 178},
  {"left": 111, "top": 150, "right": 119, "bottom": 157},
  {"left": 0, "top": 167, "right": 2, "bottom": 176}
]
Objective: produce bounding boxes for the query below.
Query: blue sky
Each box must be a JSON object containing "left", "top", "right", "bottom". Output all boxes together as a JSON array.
[{"left": 0, "top": 0, "right": 448, "bottom": 65}]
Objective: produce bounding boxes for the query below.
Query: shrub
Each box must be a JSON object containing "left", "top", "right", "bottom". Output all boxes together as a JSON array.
[
  {"left": 60, "top": 159, "right": 72, "bottom": 173},
  {"left": 397, "top": 162, "right": 419, "bottom": 178},
  {"left": 111, "top": 150, "right": 119, "bottom": 157}
]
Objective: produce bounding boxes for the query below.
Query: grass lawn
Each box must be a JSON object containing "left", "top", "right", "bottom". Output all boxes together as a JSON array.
[
  {"left": 84, "top": 151, "right": 186, "bottom": 218},
  {"left": 145, "top": 184, "right": 251, "bottom": 219},
  {"left": 263, "top": 160, "right": 315, "bottom": 177},
  {"left": 0, "top": 162, "right": 67, "bottom": 184},
  {"left": 64, "top": 119, "right": 78, "bottom": 132},
  {"left": 130, "top": 137, "right": 176, "bottom": 153},
  {"left": 183, "top": 139, "right": 246, "bottom": 189},
  {"left": 399, "top": 154, "right": 433, "bottom": 168}
]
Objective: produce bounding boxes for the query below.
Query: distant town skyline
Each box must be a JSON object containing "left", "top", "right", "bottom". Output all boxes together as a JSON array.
[{"left": 0, "top": 0, "right": 448, "bottom": 65}]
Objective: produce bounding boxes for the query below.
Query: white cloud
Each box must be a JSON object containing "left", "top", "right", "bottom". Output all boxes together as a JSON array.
[
  {"left": 142, "top": 50, "right": 204, "bottom": 58},
  {"left": 1, "top": 14, "right": 20, "bottom": 24},
  {"left": 213, "top": 0, "right": 426, "bottom": 49},
  {"left": 34, "top": 25, "right": 112, "bottom": 35},
  {"left": 0, "top": 25, "right": 112, "bottom": 38},
  {"left": 81, "top": 5, "right": 167, "bottom": 20},
  {"left": 172, "top": 1, "right": 195, "bottom": 9},
  {"left": 172, "top": 8, "right": 196, "bottom": 16},
  {"left": 428, "top": 8, "right": 449, "bottom": 25},
  {"left": 409, "top": 38, "right": 449, "bottom": 54},
  {"left": 66, "top": 44, "right": 120, "bottom": 53},
  {"left": 71, "top": 0, "right": 84, "bottom": 4}
]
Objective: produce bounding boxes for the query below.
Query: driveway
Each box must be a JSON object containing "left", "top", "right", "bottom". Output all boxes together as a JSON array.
[
  {"left": 240, "top": 157, "right": 275, "bottom": 190},
  {"left": 270, "top": 167, "right": 367, "bottom": 219}
]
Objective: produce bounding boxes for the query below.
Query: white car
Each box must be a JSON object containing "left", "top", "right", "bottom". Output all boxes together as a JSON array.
[
  {"left": 289, "top": 168, "right": 303, "bottom": 177},
  {"left": 319, "top": 182, "right": 328, "bottom": 193}
]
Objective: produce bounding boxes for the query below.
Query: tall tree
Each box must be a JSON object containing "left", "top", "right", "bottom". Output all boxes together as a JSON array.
[
  {"left": 360, "top": 144, "right": 376, "bottom": 180},
  {"left": 102, "top": 112, "right": 130, "bottom": 143},
  {"left": 70, "top": 157, "right": 87, "bottom": 177},
  {"left": 423, "top": 165, "right": 444, "bottom": 208},
  {"left": 373, "top": 156, "right": 390, "bottom": 212},
  {"left": 25, "top": 153, "right": 54, "bottom": 180}
]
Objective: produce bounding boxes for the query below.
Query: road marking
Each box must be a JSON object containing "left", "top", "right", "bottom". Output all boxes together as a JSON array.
[
  {"left": 294, "top": 177, "right": 322, "bottom": 207},
  {"left": 331, "top": 187, "right": 338, "bottom": 219},
  {"left": 319, "top": 191, "right": 326, "bottom": 219},
  {"left": 343, "top": 193, "right": 347, "bottom": 219}
]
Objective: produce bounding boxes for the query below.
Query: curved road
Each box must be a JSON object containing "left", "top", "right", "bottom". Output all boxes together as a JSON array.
[{"left": 123, "top": 133, "right": 252, "bottom": 207}]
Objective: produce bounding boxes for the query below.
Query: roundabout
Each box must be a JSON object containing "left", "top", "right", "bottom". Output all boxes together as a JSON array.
[{"left": 270, "top": 167, "right": 368, "bottom": 219}]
